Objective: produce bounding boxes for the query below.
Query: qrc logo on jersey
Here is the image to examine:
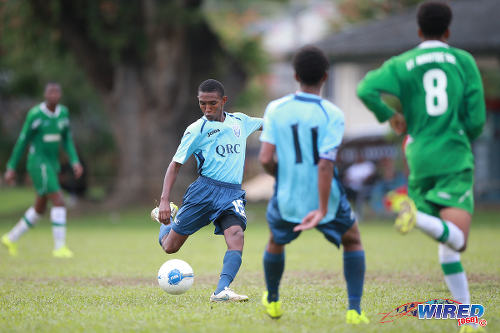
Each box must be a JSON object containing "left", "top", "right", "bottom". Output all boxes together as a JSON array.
[{"left": 232, "top": 124, "right": 241, "bottom": 138}]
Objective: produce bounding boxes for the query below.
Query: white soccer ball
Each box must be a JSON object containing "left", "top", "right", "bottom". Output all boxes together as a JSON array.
[{"left": 157, "top": 259, "right": 194, "bottom": 295}]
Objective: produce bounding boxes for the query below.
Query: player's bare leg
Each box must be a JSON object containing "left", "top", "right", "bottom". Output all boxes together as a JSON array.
[
  {"left": 161, "top": 229, "right": 189, "bottom": 254},
  {"left": 262, "top": 235, "right": 284, "bottom": 318},
  {"left": 48, "top": 191, "right": 73, "bottom": 258},
  {"left": 341, "top": 223, "right": 369, "bottom": 324},
  {"left": 440, "top": 207, "right": 471, "bottom": 252},
  {"left": 2, "top": 195, "right": 46, "bottom": 256},
  {"left": 438, "top": 207, "right": 472, "bottom": 308},
  {"left": 211, "top": 224, "right": 248, "bottom": 302}
]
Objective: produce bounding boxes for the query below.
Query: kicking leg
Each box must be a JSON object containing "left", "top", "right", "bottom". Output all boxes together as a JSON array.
[
  {"left": 160, "top": 227, "right": 189, "bottom": 254},
  {"left": 341, "top": 223, "right": 369, "bottom": 324},
  {"left": 2, "top": 195, "right": 46, "bottom": 256}
]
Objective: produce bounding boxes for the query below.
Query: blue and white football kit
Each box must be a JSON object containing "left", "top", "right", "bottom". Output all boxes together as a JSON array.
[
  {"left": 261, "top": 92, "right": 365, "bottom": 316},
  {"left": 159, "top": 112, "right": 262, "bottom": 242},
  {"left": 260, "top": 92, "right": 355, "bottom": 246}
]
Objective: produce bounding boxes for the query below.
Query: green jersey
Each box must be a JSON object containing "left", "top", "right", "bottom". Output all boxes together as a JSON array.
[
  {"left": 357, "top": 40, "right": 486, "bottom": 180},
  {"left": 7, "top": 103, "right": 80, "bottom": 173}
]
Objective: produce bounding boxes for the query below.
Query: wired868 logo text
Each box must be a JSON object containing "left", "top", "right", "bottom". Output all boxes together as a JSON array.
[{"left": 379, "top": 299, "right": 487, "bottom": 327}]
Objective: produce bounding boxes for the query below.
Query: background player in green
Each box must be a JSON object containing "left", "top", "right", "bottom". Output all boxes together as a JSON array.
[
  {"left": 357, "top": 2, "right": 485, "bottom": 331},
  {"left": 2, "top": 82, "right": 83, "bottom": 258}
]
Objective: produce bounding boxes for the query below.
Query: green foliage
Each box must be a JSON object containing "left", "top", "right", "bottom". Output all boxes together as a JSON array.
[
  {"left": 0, "top": 0, "right": 118, "bottom": 189},
  {"left": 337, "top": 0, "right": 422, "bottom": 23},
  {"left": 0, "top": 200, "right": 499, "bottom": 332}
]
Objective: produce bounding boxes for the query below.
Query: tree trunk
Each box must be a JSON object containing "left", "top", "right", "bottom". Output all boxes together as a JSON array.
[{"left": 25, "top": 0, "right": 247, "bottom": 206}]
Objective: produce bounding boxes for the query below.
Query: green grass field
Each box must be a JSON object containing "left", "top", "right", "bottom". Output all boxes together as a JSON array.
[{"left": 0, "top": 188, "right": 499, "bottom": 332}]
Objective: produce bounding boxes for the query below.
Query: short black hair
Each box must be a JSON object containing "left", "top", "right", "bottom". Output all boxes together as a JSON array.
[
  {"left": 417, "top": 1, "right": 452, "bottom": 38},
  {"left": 293, "top": 46, "right": 329, "bottom": 86},
  {"left": 198, "top": 79, "right": 225, "bottom": 97}
]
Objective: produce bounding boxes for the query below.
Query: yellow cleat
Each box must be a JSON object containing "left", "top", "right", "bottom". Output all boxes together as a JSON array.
[
  {"left": 459, "top": 325, "right": 485, "bottom": 333},
  {"left": 346, "top": 309, "right": 370, "bottom": 324},
  {"left": 262, "top": 291, "right": 283, "bottom": 319},
  {"left": 52, "top": 245, "right": 74, "bottom": 258},
  {"left": 1, "top": 234, "right": 18, "bottom": 256},
  {"left": 394, "top": 196, "right": 417, "bottom": 234}
]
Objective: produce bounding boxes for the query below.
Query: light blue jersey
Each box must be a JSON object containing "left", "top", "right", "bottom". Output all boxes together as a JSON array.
[
  {"left": 173, "top": 112, "right": 262, "bottom": 184},
  {"left": 260, "top": 92, "right": 345, "bottom": 224}
]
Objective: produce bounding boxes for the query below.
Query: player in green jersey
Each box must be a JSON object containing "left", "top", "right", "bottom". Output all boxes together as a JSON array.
[
  {"left": 2, "top": 82, "right": 83, "bottom": 258},
  {"left": 357, "top": 3, "right": 485, "bottom": 331}
]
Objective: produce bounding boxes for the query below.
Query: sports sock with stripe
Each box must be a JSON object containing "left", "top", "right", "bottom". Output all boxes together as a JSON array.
[
  {"left": 439, "top": 243, "right": 470, "bottom": 304},
  {"left": 263, "top": 250, "right": 285, "bottom": 303},
  {"left": 343, "top": 250, "right": 365, "bottom": 314},
  {"left": 51, "top": 207, "right": 67, "bottom": 250},
  {"left": 8, "top": 207, "right": 41, "bottom": 241},
  {"left": 416, "top": 211, "right": 464, "bottom": 251}
]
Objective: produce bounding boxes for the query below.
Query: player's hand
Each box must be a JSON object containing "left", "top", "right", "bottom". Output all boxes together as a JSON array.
[
  {"left": 158, "top": 199, "right": 171, "bottom": 225},
  {"left": 389, "top": 113, "right": 407, "bottom": 135},
  {"left": 293, "top": 210, "right": 325, "bottom": 232},
  {"left": 72, "top": 163, "right": 84, "bottom": 179},
  {"left": 4, "top": 169, "right": 16, "bottom": 185}
]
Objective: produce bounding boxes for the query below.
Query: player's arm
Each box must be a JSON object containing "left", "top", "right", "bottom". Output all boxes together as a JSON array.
[
  {"left": 259, "top": 142, "right": 277, "bottom": 175},
  {"left": 158, "top": 124, "right": 201, "bottom": 224},
  {"left": 158, "top": 161, "right": 182, "bottom": 224},
  {"left": 294, "top": 158, "right": 334, "bottom": 232},
  {"left": 461, "top": 54, "right": 486, "bottom": 141},
  {"left": 61, "top": 114, "right": 83, "bottom": 178},
  {"left": 295, "top": 107, "right": 344, "bottom": 231},
  {"left": 5, "top": 111, "right": 36, "bottom": 184},
  {"left": 259, "top": 106, "right": 277, "bottom": 174},
  {"left": 357, "top": 58, "right": 402, "bottom": 124}
]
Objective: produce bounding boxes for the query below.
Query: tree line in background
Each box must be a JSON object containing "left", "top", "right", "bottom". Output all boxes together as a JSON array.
[{"left": 0, "top": 0, "right": 421, "bottom": 206}]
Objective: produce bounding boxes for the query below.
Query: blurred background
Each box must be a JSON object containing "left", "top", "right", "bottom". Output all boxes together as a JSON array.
[{"left": 1, "top": 0, "right": 499, "bottom": 218}]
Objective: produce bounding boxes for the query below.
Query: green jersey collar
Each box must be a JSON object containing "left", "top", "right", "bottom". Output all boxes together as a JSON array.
[
  {"left": 40, "top": 102, "right": 61, "bottom": 118},
  {"left": 418, "top": 40, "right": 449, "bottom": 49}
]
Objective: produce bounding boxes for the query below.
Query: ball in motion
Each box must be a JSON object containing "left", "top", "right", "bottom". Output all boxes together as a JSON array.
[{"left": 157, "top": 259, "right": 194, "bottom": 295}]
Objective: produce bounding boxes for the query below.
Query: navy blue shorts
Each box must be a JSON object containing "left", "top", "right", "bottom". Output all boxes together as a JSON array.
[
  {"left": 266, "top": 191, "right": 355, "bottom": 247},
  {"left": 159, "top": 176, "right": 247, "bottom": 240}
]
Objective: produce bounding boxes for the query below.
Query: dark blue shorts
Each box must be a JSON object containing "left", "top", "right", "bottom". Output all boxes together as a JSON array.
[
  {"left": 266, "top": 191, "right": 355, "bottom": 247},
  {"left": 159, "top": 176, "right": 247, "bottom": 241}
]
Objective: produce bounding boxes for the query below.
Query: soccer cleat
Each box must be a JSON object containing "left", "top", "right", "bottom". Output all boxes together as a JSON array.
[
  {"left": 151, "top": 202, "right": 178, "bottom": 224},
  {"left": 1, "top": 234, "right": 18, "bottom": 256},
  {"left": 261, "top": 291, "right": 283, "bottom": 319},
  {"left": 345, "top": 309, "right": 370, "bottom": 324},
  {"left": 52, "top": 245, "right": 74, "bottom": 258},
  {"left": 210, "top": 287, "right": 248, "bottom": 302},
  {"left": 459, "top": 325, "right": 485, "bottom": 333},
  {"left": 394, "top": 196, "right": 417, "bottom": 234}
]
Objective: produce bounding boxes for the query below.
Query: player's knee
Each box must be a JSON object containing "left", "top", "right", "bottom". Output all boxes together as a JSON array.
[
  {"left": 162, "top": 241, "right": 180, "bottom": 254},
  {"left": 458, "top": 243, "right": 467, "bottom": 253},
  {"left": 341, "top": 230, "right": 362, "bottom": 250}
]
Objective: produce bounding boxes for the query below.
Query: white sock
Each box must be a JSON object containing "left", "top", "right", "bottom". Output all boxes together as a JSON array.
[
  {"left": 51, "top": 207, "right": 67, "bottom": 250},
  {"left": 416, "top": 211, "right": 465, "bottom": 251},
  {"left": 8, "top": 207, "right": 41, "bottom": 241},
  {"left": 439, "top": 244, "right": 470, "bottom": 304}
]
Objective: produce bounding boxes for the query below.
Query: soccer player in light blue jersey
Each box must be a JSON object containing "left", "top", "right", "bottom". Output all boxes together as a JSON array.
[
  {"left": 259, "top": 46, "right": 369, "bottom": 323},
  {"left": 156, "top": 79, "right": 262, "bottom": 302}
]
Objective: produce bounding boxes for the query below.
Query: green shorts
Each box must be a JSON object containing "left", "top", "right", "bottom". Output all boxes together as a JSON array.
[
  {"left": 28, "top": 162, "right": 60, "bottom": 195},
  {"left": 408, "top": 169, "right": 474, "bottom": 217}
]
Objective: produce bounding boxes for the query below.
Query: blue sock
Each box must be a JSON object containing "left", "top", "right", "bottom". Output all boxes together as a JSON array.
[
  {"left": 263, "top": 250, "right": 285, "bottom": 302},
  {"left": 343, "top": 250, "right": 365, "bottom": 314},
  {"left": 215, "top": 250, "right": 242, "bottom": 294}
]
